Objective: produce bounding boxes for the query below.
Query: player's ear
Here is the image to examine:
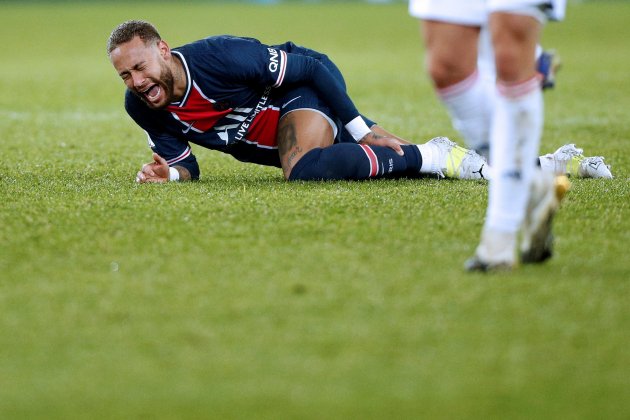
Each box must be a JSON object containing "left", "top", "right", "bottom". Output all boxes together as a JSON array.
[{"left": 157, "top": 40, "right": 170, "bottom": 59}]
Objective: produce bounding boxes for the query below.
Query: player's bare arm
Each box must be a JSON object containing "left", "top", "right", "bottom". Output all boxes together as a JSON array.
[
  {"left": 370, "top": 125, "right": 413, "bottom": 146},
  {"left": 359, "top": 131, "right": 404, "bottom": 156}
]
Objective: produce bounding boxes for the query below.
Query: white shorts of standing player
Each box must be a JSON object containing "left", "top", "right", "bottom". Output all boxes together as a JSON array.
[{"left": 409, "top": 0, "right": 566, "bottom": 25}]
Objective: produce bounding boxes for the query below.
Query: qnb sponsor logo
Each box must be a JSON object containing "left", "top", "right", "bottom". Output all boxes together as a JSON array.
[{"left": 268, "top": 48, "right": 279, "bottom": 73}]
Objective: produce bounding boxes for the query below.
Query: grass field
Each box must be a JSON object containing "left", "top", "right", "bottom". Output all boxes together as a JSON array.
[{"left": 1, "top": 1, "right": 629, "bottom": 418}]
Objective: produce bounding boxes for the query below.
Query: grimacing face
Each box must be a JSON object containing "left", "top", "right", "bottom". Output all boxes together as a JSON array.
[{"left": 110, "top": 36, "right": 176, "bottom": 110}]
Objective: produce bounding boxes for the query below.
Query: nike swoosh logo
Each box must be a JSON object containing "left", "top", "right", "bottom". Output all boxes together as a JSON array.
[
  {"left": 281, "top": 96, "right": 301, "bottom": 109},
  {"left": 182, "top": 121, "right": 196, "bottom": 134}
]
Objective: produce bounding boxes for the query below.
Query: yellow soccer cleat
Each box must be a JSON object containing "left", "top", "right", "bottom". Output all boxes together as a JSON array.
[{"left": 520, "top": 172, "right": 571, "bottom": 264}]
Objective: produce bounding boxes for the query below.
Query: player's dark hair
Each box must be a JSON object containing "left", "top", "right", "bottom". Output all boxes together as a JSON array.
[{"left": 107, "top": 20, "right": 161, "bottom": 55}]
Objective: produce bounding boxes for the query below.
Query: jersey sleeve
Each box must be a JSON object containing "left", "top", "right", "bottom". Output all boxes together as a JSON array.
[
  {"left": 210, "top": 37, "right": 286, "bottom": 87},
  {"left": 124, "top": 92, "right": 200, "bottom": 180},
  {"left": 278, "top": 52, "right": 371, "bottom": 140},
  {"left": 213, "top": 37, "right": 370, "bottom": 141}
]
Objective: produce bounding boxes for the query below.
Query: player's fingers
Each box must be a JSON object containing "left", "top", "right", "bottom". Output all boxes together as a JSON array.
[
  {"left": 385, "top": 138, "right": 404, "bottom": 156},
  {"left": 141, "top": 163, "right": 157, "bottom": 177},
  {"left": 143, "top": 162, "right": 160, "bottom": 177},
  {"left": 145, "top": 176, "right": 167, "bottom": 184}
]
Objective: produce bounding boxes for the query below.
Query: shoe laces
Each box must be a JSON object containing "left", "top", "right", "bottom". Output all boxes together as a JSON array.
[{"left": 554, "top": 143, "right": 584, "bottom": 161}]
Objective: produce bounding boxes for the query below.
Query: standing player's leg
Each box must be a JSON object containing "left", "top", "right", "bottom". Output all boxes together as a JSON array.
[
  {"left": 421, "top": 21, "right": 492, "bottom": 157},
  {"left": 466, "top": 9, "right": 568, "bottom": 271},
  {"left": 472, "top": 12, "right": 542, "bottom": 269},
  {"left": 422, "top": 22, "right": 558, "bottom": 161}
]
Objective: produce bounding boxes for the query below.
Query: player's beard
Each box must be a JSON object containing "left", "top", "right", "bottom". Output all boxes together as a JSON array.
[{"left": 134, "top": 62, "right": 175, "bottom": 110}]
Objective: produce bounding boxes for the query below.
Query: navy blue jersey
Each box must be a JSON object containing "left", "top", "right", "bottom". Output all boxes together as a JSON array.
[{"left": 124, "top": 35, "right": 369, "bottom": 179}]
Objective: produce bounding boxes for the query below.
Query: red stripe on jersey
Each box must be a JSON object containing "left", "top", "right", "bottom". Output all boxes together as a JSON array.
[
  {"left": 167, "top": 83, "right": 232, "bottom": 132},
  {"left": 359, "top": 144, "right": 379, "bottom": 177},
  {"left": 243, "top": 107, "right": 280, "bottom": 149}
]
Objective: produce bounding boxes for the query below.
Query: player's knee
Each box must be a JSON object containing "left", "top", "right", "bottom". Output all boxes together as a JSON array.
[
  {"left": 494, "top": 48, "right": 532, "bottom": 82},
  {"left": 282, "top": 166, "right": 293, "bottom": 181},
  {"left": 427, "top": 55, "right": 475, "bottom": 89},
  {"left": 286, "top": 148, "right": 324, "bottom": 181}
]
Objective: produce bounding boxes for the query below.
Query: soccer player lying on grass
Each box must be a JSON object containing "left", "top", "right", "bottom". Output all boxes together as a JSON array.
[
  {"left": 107, "top": 20, "right": 489, "bottom": 183},
  {"left": 107, "top": 20, "right": 611, "bottom": 184}
]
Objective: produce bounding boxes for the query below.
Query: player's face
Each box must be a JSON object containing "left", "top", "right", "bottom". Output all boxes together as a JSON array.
[{"left": 110, "top": 37, "right": 175, "bottom": 110}]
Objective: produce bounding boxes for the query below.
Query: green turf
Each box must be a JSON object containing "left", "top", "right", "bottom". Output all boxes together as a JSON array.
[{"left": 1, "top": 1, "right": 629, "bottom": 419}]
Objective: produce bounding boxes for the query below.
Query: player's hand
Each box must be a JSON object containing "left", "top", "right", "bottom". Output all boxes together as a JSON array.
[
  {"left": 136, "top": 153, "right": 170, "bottom": 183},
  {"left": 359, "top": 131, "right": 404, "bottom": 156}
]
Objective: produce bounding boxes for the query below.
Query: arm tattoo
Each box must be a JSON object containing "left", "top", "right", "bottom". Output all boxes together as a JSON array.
[{"left": 360, "top": 131, "right": 382, "bottom": 143}]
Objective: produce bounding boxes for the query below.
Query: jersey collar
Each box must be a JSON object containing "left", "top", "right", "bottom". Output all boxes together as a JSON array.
[{"left": 171, "top": 50, "right": 192, "bottom": 107}]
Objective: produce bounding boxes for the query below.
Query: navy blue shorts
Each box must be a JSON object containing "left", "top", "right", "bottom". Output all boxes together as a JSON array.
[
  {"left": 226, "top": 85, "right": 377, "bottom": 167},
  {"left": 277, "top": 84, "right": 377, "bottom": 144}
]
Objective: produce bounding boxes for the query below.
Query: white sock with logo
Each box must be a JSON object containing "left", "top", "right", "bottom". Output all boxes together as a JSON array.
[{"left": 485, "top": 75, "right": 544, "bottom": 234}]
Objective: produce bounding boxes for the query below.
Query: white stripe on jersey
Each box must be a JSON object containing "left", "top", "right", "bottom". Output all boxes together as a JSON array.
[
  {"left": 224, "top": 114, "right": 247, "bottom": 122},
  {"left": 273, "top": 50, "right": 287, "bottom": 88},
  {"left": 241, "top": 139, "right": 278, "bottom": 150},
  {"left": 192, "top": 80, "right": 216, "bottom": 103},
  {"left": 167, "top": 146, "right": 192, "bottom": 165},
  {"left": 214, "top": 123, "right": 241, "bottom": 131},
  {"left": 144, "top": 130, "right": 156, "bottom": 148},
  {"left": 171, "top": 51, "right": 192, "bottom": 107}
]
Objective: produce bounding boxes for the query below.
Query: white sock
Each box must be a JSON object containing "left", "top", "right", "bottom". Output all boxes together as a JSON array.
[
  {"left": 436, "top": 71, "right": 493, "bottom": 154},
  {"left": 538, "top": 153, "right": 557, "bottom": 173},
  {"left": 417, "top": 143, "right": 440, "bottom": 173},
  {"left": 485, "top": 75, "right": 544, "bottom": 234}
]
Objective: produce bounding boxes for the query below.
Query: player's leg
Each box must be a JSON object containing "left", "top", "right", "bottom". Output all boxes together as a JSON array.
[
  {"left": 478, "top": 25, "right": 560, "bottom": 91},
  {"left": 466, "top": 8, "right": 567, "bottom": 270},
  {"left": 485, "top": 12, "right": 543, "bottom": 266},
  {"left": 274, "top": 85, "right": 417, "bottom": 181},
  {"left": 278, "top": 110, "right": 486, "bottom": 181},
  {"left": 423, "top": 21, "right": 480, "bottom": 89},
  {"left": 421, "top": 21, "right": 492, "bottom": 156},
  {"left": 428, "top": 22, "right": 558, "bottom": 161},
  {"left": 369, "top": 126, "right": 489, "bottom": 180},
  {"left": 278, "top": 110, "right": 424, "bottom": 181}
]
